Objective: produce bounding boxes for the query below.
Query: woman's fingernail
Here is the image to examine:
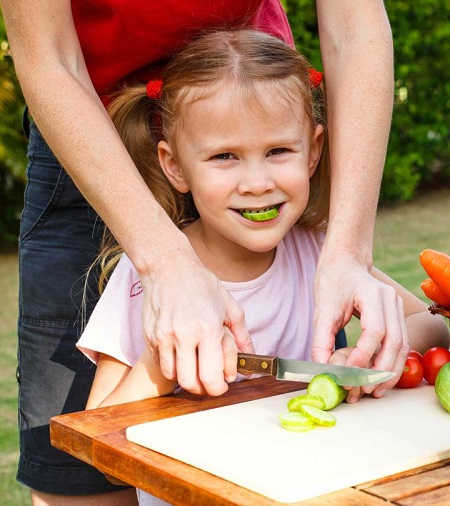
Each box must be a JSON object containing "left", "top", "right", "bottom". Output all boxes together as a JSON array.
[{"left": 376, "top": 388, "right": 386, "bottom": 398}]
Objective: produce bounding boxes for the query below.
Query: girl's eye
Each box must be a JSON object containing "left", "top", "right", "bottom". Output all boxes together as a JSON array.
[
  {"left": 213, "top": 152, "right": 235, "bottom": 160},
  {"left": 268, "top": 147, "right": 287, "bottom": 157}
]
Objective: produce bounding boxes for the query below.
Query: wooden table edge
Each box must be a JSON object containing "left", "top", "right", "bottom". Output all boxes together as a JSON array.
[{"left": 50, "top": 377, "right": 450, "bottom": 505}]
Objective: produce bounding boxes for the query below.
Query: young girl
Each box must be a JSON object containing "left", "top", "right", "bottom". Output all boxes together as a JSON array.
[{"left": 77, "top": 29, "right": 449, "bottom": 502}]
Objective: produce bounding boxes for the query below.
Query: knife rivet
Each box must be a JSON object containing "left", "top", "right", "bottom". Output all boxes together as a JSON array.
[
  {"left": 239, "top": 358, "right": 246, "bottom": 367},
  {"left": 261, "top": 361, "right": 268, "bottom": 370}
]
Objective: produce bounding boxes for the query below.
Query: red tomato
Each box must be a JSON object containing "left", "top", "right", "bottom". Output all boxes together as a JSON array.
[
  {"left": 396, "top": 357, "right": 424, "bottom": 388},
  {"left": 408, "top": 350, "right": 423, "bottom": 363},
  {"left": 422, "top": 347, "right": 450, "bottom": 385}
]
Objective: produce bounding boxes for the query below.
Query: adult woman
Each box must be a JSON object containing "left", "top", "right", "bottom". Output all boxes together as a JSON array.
[{"left": 1, "top": 1, "right": 401, "bottom": 504}]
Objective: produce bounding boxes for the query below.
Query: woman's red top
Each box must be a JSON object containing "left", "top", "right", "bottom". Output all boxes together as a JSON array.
[{"left": 71, "top": 0, "right": 293, "bottom": 102}]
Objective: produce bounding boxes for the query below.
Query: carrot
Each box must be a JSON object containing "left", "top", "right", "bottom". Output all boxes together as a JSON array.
[
  {"left": 421, "top": 278, "right": 450, "bottom": 308},
  {"left": 419, "top": 249, "right": 450, "bottom": 298}
]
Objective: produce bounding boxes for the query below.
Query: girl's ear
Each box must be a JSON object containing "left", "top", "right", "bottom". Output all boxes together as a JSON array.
[
  {"left": 158, "top": 141, "right": 190, "bottom": 193},
  {"left": 308, "top": 124, "right": 325, "bottom": 177}
]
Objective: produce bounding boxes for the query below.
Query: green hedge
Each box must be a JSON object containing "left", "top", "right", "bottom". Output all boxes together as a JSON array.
[
  {"left": 0, "top": 15, "right": 27, "bottom": 247},
  {"left": 285, "top": 0, "right": 450, "bottom": 201}
]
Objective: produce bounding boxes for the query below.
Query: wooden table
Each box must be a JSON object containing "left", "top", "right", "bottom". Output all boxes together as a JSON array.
[{"left": 50, "top": 377, "right": 450, "bottom": 505}]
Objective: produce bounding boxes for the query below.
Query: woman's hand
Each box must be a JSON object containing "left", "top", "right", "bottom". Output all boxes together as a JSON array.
[
  {"left": 141, "top": 250, "right": 254, "bottom": 396},
  {"left": 312, "top": 253, "right": 409, "bottom": 400}
]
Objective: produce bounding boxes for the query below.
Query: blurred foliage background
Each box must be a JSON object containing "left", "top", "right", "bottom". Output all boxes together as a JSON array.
[
  {"left": 1, "top": 1, "right": 449, "bottom": 248},
  {"left": 284, "top": 0, "right": 450, "bottom": 202}
]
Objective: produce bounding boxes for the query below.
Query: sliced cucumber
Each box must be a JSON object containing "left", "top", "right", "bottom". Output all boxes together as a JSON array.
[
  {"left": 300, "top": 404, "right": 337, "bottom": 427},
  {"left": 287, "top": 394, "right": 325, "bottom": 412},
  {"left": 279, "top": 412, "right": 315, "bottom": 432},
  {"left": 306, "top": 373, "right": 347, "bottom": 410}
]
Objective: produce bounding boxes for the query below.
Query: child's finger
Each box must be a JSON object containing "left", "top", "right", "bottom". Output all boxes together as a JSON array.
[
  {"left": 329, "top": 346, "right": 355, "bottom": 364},
  {"left": 222, "top": 327, "right": 238, "bottom": 383}
]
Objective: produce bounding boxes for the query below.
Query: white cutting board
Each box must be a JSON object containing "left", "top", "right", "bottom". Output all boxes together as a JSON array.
[{"left": 126, "top": 383, "right": 450, "bottom": 504}]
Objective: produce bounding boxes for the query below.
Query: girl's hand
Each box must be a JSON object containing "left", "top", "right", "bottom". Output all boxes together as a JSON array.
[
  {"left": 329, "top": 346, "right": 374, "bottom": 403},
  {"left": 141, "top": 250, "right": 254, "bottom": 396}
]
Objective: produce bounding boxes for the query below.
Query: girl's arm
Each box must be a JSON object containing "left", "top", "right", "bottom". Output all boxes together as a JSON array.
[
  {"left": 1, "top": 0, "right": 252, "bottom": 397},
  {"left": 371, "top": 268, "right": 450, "bottom": 354},
  {"left": 86, "top": 347, "right": 176, "bottom": 409},
  {"left": 312, "top": 0, "right": 399, "bottom": 392}
]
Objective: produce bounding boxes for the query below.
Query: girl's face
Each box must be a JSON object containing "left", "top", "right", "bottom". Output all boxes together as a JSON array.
[{"left": 158, "top": 83, "right": 323, "bottom": 259}]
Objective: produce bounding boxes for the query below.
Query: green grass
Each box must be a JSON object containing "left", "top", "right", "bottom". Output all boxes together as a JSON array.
[
  {"left": 1, "top": 187, "right": 449, "bottom": 504},
  {"left": 0, "top": 252, "right": 29, "bottom": 505}
]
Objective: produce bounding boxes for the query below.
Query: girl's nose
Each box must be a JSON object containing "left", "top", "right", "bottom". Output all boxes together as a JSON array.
[{"left": 237, "top": 162, "right": 276, "bottom": 195}]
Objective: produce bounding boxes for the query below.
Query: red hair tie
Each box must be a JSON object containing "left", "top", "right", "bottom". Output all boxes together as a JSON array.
[
  {"left": 308, "top": 68, "right": 323, "bottom": 89},
  {"left": 146, "top": 79, "right": 163, "bottom": 99}
]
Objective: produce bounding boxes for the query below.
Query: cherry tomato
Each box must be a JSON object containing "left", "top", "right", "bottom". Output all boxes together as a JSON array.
[
  {"left": 396, "top": 357, "right": 423, "bottom": 388},
  {"left": 408, "top": 350, "right": 423, "bottom": 363},
  {"left": 422, "top": 347, "right": 450, "bottom": 385}
]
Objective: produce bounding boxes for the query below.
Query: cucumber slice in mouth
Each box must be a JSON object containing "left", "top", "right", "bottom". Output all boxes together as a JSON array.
[{"left": 240, "top": 206, "right": 279, "bottom": 221}]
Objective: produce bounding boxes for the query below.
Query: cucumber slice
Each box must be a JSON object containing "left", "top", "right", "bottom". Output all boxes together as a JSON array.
[
  {"left": 241, "top": 208, "right": 279, "bottom": 221},
  {"left": 300, "top": 405, "right": 337, "bottom": 427},
  {"left": 306, "top": 373, "right": 347, "bottom": 410},
  {"left": 279, "top": 412, "right": 315, "bottom": 432},
  {"left": 287, "top": 394, "right": 325, "bottom": 412}
]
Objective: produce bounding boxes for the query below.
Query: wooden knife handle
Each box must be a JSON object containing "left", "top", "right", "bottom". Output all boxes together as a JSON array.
[{"left": 237, "top": 353, "right": 277, "bottom": 376}]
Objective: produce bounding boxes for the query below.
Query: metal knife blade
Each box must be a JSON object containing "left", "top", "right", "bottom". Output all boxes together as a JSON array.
[{"left": 237, "top": 353, "right": 395, "bottom": 387}]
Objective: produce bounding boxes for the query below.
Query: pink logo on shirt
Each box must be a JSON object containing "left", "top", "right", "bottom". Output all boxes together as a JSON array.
[{"left": 130, "top": 281, "right": 143, "bottom": 297}]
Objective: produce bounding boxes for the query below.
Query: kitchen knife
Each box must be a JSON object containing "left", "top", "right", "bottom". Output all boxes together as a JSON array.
[{"left": 237, "top": 353, "right": 396, "bottom": 386}]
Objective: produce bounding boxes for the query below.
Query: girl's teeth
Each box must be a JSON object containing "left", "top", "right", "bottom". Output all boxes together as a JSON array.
[{"left": 240, "top": 206, "right": 277, "bottom": 214}]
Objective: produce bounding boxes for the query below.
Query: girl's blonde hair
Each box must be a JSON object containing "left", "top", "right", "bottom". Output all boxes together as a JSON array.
[{"left": 98, "top": 29, "right": 329, "bottom": 291}]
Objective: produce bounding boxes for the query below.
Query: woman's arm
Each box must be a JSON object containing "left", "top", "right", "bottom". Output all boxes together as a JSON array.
[
  {"left": 312, "top": 1, "right": 401, "bottom": 393},
  {"left": 1, "top": 0, "right": 252, "bottom": 396},
  {"left": 0, "top": 1, "right": 195, "bottom": 270},
  {"left": 316, "top": 0, "right": 393, "bottom": 264}
]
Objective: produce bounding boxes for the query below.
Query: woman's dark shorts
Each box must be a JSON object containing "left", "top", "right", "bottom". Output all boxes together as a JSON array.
[{"left": 17, "top": 120, "right": 130, "bottom": 495}]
